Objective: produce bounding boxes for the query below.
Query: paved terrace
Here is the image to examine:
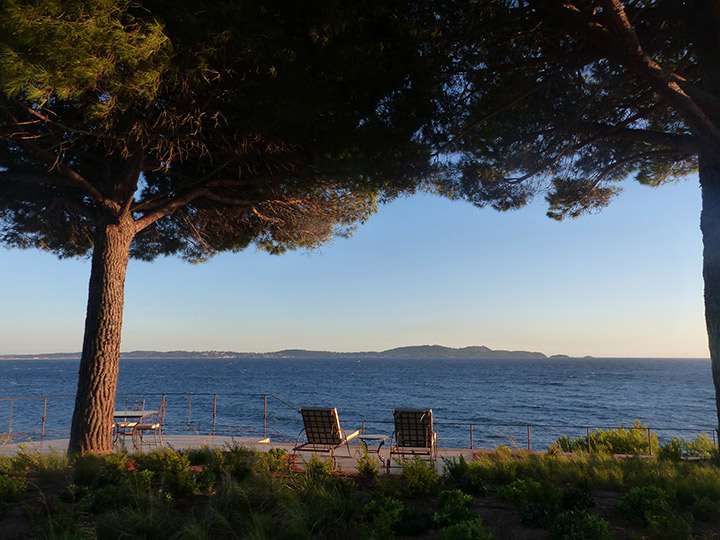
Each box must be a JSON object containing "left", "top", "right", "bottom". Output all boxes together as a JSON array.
[{"left": 0, "top": 435, "right": 476, "bottom": 473}]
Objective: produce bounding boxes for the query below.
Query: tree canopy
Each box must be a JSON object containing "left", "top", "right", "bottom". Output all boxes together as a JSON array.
[
  {"left": 431, "top": 0, "right": 720, "bottom": 425},
  {"left": 0, "top": 0, "right": 440, "bottom": 261},
  {"left": 0, "top": 0, "right": 447, "bottom": 453}
]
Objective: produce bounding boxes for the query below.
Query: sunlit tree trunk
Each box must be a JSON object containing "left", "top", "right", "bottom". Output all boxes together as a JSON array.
[
  {"left": 700, "top": 153, "right": 720, "bottom": 432},
  {"left": 68, "top": 213, "right": 135, "bottom": 455}
]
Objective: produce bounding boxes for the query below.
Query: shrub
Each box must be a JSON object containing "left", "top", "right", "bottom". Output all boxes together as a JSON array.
[
  {"left": 399, "top": 505, "right": 435, "bottom": 536},
  {"left": 471, "top": 447, "right": 520, "bottom": 484},
  {"left": 187, "top": 444, "right": 216, "bottom": 466},
  {"left": 497, "top": 478, "right": 547, "bottom": 505},
  {"left": 212, "top": 444, "right": 254, "bottom": 481},
  {"left": 616, "top": 485, "right": 672, "bottom": 525},
  {"left": 659, "top": 433, "right": 718, "bottom": 461},
  {"left": 556, "top": 421, "right": 658, "bottom": 455},
  {"left": 256, "top": 448, "right": 293, "bottom": 476},
  {"left": 561, "top": 486, "right": 597, "bottom": 512},
  {"left": 71, "top": 453, "right": 108, "bottom": 486},
  {"left": 362, "top": 496, "right": 404, "bottom": 539},
  {"left": 647, "top": 512, "right": 693, "bottom": 540},
  {"left": 11, "top": 449, "right": 69, "bottom": 486},
  {"left": 0, "top": 472, "right": 26, "bottom": 501},
  {"left": 440, "top": 516, "right": 495, "bottom": 540},
  {"left": 304, "top": 454, "right": 335, "bottom": 479},
  {"left": 400, "top": 457, "right": 440, "bottom": 496},
  {"left": 442, "top": 456, "right": 488, "bottom": 496},
  {"left": 357, "top": 446, "right": 381, "bottom": 480},
  {"left": 549, "top": 510, "right": 612, "bottom": 540},
  {"left": 434, "top": 489, "right": 474, "bottom": 527}
]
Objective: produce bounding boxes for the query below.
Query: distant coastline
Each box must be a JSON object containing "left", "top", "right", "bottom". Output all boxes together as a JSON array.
[{"left": 0, "top": 345, "right": 590, "bottom": 360}]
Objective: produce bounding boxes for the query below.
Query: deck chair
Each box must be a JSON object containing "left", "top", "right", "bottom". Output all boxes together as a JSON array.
[
  {"left": 293, "top": 407, "right": 359, "bottom": 466},
  {"left": 387, "top": 408, "right": 439, "bottom": 472},
  {"left": 132, "top": 397, "right": 166, "bottom": 450}
]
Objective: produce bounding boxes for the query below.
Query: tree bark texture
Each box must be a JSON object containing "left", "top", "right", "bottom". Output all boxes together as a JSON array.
[
  {"left": 700, "top": 153, "right": 720, "bottom": 431},
  {"left": 67, "top": 214, "right": 135, "bottom": 455}
]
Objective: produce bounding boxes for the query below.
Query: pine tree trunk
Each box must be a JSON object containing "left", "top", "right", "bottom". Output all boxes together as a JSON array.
[
  {"left": 67, "top": 214, "right": 135, "bottom": 455},
  {"left": 700, "top": 154, "right": 720, "bottom": 432}
]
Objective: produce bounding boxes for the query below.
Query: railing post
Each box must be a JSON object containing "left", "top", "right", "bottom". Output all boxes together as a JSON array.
[
  {"left": 212, "top": 394, "right": 217, "bottom": 436},
  {"left": 362, "top": 421, "right": 366, "bottom": 434},
  {"left": 41, "top": 397, "right": 47, "bottom": 441},
  {"left": 263, "top": 395, "right": 268, "bottom": 439},
  {"left": 187, "top": 395, "right": 192, "bottom": 426},
  {"left": 586, "top": 427, "right": 591, "bottom": 453},
  {"left": 714, "top": 429, "right": 717, "bottom": 448},
  {"left": 8, "top": 399, "right": 13, "bottom": 434},
  {"left": 470, "top": 424, "right": 474, "bottom": 449},
  {"left": 647, "top": 427, "right": 653, "bottom": 456},
  {"left": 527, "top": 425, "right": 531, "bottom": 451}
]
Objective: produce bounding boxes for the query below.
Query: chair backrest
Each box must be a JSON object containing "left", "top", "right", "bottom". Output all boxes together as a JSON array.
[
  {"left": 300, "top": 407, "right": 342, "bottom": 445},
  {"left": 157, "top": 397, "right": 166, "bottom": 424},
  {"left": 393, "top": 409, "right": 434, "bottom": 447}
]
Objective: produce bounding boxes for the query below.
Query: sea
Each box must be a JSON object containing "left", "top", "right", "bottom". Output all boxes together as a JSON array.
[{"left": 0, "top": 357, "right": 715, "bottom": 450}]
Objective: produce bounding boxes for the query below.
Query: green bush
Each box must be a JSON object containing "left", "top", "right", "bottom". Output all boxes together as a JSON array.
[
  {"left": 400, "top": 457, "right": 440, "bottom": 496},
  {"left": 497, "top": 478, "right": 548, "bottom": 505},
  {"left": 357, "top": 446, "right": 381, "bottom": 480},
  {"left": 10, "top": 449, "right": 69, "bottom": 486},
  {"left": 0, "top": 472, "right": 26, "bottom": 501},
  {"left": 71, "top": 453, "right": 108, "bottom": 486},
  {"left": 647, "top": 512, "right": 693, "bottom": 540},
  {"left": 211, "top": 444, "right": 254, "bottom": 481},
  {"left": 434, "top": 489, "right": 474, "bottom": 527},
  {"left": 304, "top": 454, "right": 335, "bottom": 479},
  {"left": 561, "top": 486, "right": 597, "bottom": 512},
  {"left": 442, "top": 455, "right": 488, "bottom": 496},
  {"left": 362, "top": 496, "right": 404, "bottom": 539},
  {"left": 549, "top": 510, "right": 612, "bottom": 540},
  {"left": 658, "top": 433, "right": 718, "bottom": 461},
  {"left": 617, "top": 485, "right": 672, "bottom": 525},
  {"left": 255, "top": 448, "right": 293, "bottom": 475},
  {"left": 398, "top": 505, "right": 435, "bottom": 536},
  {"left": 440, "top": 516, "right": 495, "bottom": 540},
  {"left": 556, "top": 421, "right": 658, "bottom": 455}
]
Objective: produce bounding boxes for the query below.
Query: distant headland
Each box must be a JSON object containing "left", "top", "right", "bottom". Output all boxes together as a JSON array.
[{"left": 0, "top": 345, "right": 589, "bottom": 360}]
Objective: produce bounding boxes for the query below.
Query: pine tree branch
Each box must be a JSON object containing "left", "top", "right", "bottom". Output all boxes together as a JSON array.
[
  {"left": 592, "top": 149, "right": 694, "bottom": 184},
  {"left": 595, "top": 0, "right": 720, "bottom": 143},
  {"left": 576, "top": 123, "right": 699, "bottom": 152},
  {"left": 3, "top": 112, "right": 117, "bottom": 211}
]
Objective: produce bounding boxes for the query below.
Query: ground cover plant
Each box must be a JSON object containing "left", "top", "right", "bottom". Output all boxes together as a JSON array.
[{"left": 0, "top": 441, "right": 719, "bottom": 539}]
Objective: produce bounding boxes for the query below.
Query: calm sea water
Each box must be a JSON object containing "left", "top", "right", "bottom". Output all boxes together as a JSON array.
[{"left": 0, "top": 357, "right": 715, "bottom": 449}]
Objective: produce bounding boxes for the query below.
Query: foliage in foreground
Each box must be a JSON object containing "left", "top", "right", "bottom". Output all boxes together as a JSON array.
[
  {"left": 550, "top": 420, "right": 719, "bottom": 463},
  {"left": 1, "top": 443, "right": 720, "bottom": 539}
]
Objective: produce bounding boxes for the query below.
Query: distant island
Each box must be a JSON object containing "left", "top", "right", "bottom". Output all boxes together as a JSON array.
[{"left": 0, "top": 345, "right": 588, "bottom": 360}]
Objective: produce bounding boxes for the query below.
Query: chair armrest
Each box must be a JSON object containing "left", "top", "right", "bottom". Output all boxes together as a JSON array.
[{"left": 344, "top": 430, "right": 360, "bottom": 444}]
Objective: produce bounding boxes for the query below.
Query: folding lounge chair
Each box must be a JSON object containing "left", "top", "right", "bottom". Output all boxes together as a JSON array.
[
  {"left": 293, "top": 407, "right": 359, "bottom": 467},
  {"left": 387, "top": 408, "right": 439, "bottom": 472}
]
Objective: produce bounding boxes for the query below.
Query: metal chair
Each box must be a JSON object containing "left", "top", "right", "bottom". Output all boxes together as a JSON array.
[
  {"left": 293, "top": 407, "right": 359, "bottom": 467},
  {"left": 132, "top": 397, "right": 166, "bottom": 450},
  {"left": 387, "top": 408, "right": 438, "bottom": 472},
  {"left": 113, "top": 397, "right": 145, "bottom": 445}
]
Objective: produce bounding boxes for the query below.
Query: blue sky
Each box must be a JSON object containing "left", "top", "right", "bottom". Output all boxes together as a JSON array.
[{"left": 0, "top": 176, "right": 707, "bottom": 358}]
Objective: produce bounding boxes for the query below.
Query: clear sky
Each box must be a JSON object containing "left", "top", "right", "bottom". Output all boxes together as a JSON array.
[{"left": 0, "top": 175, "right": 708, "bottom": 358}]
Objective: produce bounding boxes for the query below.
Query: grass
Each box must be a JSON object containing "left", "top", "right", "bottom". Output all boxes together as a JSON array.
[{"left": 1, "top": 441, "right": 720, "bottom": 539}]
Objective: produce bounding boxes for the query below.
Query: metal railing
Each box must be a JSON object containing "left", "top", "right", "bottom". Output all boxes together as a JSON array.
[{"left": 1, "top": 393, "right": 717, "bottom": 453}]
